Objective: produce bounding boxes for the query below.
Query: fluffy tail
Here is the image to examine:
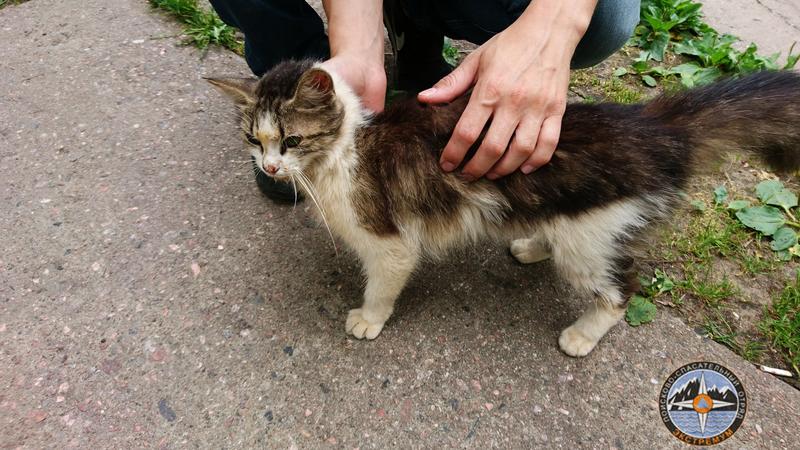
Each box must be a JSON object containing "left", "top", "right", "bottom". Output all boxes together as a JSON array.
[{"left": 642, "top": 71, "right": 800, "bottom": 172}]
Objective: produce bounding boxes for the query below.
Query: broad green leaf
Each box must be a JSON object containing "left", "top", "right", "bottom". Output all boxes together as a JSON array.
[
  {"left": 735, "top": 205, "right": 785, "bottom": 235},
  {"left": 771, "top": 227, "right": 798, "bottom": 251},
  {"left": 690, "top": 199, "right": 706, "bottom": 211},
  {"left": 692, "top": 67, "right": 723, "bottom": 86},
  {"left": 649, "top": 31, "right": 671, "bottom": 61},
  {"left": 765, "top": 189, "right": 798, "bottom": 211},
  {"left": 631, "top": 59, "right": 650, "bottom": 74},
  {"left": 626, "top": 295, "right": 657, "bottom": 327},
  {"left": 776, "top": 249, "right": 793, "bottom": 261},
  {"left": 668, "top": 62, "right": 701, "bottom": 84},
  {"left": 648, "top": 66, "right": 669, "bottom": 77},
  {"left": 642, "top": 75, "right": 658, "bottom": 87},
  {"left": 755, "top": 179, "right": 784, "bottom": 203},
  {"left": 613, "top": 67, "right": 628, "bottom": 77},
  {"left": 727, "top": 200, "right": 750, "bottom": 210},
  {"left": 713, "top": 185, "right": 728, "bottom": 204}
]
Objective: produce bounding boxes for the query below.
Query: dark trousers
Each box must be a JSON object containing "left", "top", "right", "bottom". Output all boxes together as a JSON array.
[{"left": 210, "top": 0, "right": 640, "bottom": 76}]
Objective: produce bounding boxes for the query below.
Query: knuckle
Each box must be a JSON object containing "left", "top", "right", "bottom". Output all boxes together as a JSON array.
[
  {"left": 514, "top": 141, "right": 536, "bottom": 156},
  {"left": 483, "top": 142, "right": 505, "bottom": 159},
  {"left": 456, "top": 126, "right": 480, "bottom": 143},
  {"left": 540, "top": 135, "right": 559, "bottom": 150},
  {"left": 509, "top": 87, "right": 530, "bottom": 106},
  {"left": 549, "top": 99, "right": 567, "bottom": 115},
  {"left": 483, "top": 80, "right": 504, "bottom": 101}
]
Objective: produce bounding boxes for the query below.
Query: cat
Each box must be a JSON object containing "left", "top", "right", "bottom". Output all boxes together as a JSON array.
[{"left": 208, "top": 60, "right": 800, "bottom": 356}]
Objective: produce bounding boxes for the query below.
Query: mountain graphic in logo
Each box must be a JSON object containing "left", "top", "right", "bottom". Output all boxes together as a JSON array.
[{"left": 668, "top": 377, "right": 738, "bottom": 411}]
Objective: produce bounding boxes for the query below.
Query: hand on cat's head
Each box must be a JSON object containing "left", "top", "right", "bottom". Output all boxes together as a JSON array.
[{"left": 320, "top": 55, "right": 386, "bottom": 113}]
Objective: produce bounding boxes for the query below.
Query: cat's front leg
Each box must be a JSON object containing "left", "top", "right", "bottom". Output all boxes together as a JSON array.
[{"left": 346, "top": 238, "right": 418, "bottom": 340}]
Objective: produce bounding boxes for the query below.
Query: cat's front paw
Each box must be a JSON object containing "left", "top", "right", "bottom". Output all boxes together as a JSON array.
[
  {"left": 346, "top": 308, "right": 385, "bottom": 340},
  {"left": 558, "top": 325, "right": 598, "bottom": 357}
]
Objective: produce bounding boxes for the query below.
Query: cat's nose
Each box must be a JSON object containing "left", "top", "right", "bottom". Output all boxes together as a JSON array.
[{"left": 264, "top": 164, "right": 279, "bottom": 175}]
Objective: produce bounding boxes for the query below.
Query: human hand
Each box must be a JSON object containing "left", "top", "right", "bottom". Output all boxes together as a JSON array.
[
  {"left": 321, "top": 55, "right": 386, "bottom": 112},
  {"left": 418, "top": 0, "right": 595, "bottom": 180},
  {"left": 321, "top": 0, "right": 386, "bottom": 112}
]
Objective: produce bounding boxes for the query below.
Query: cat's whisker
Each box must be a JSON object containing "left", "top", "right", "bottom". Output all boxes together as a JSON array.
[
  {"left": 295, "top": 171, "right": 338, "bottom": 256},
  {"left": 289, "top": 172, "right": 299, "bottom": 210}
]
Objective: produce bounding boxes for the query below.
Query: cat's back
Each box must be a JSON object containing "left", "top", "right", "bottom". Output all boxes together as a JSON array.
[{"left": 359, "top": 95, "right": 468, "bottom": 157}]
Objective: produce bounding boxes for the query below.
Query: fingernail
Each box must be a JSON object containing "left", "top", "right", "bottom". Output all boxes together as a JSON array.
[
  {"left": 440, "top": 161, "right": 456, "bottom": 172},
  {"left": 419, "top": 87, "right": 437, "bottom": 97},
  {"left": 460, "top": 172, "right": 475, "bottom": 182},
  {"left": 521, "top": 165, "right": 534, "bottom": 174},
  {"left": 485, "top": 173, "right": 499, "bottom": 180}
]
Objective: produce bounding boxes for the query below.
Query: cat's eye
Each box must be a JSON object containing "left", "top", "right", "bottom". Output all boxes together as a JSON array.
[
  {"left": 283, "top": 135, "right": 302, "bottom": 148},
  {"left": 245, "top": 133, "right": 261, "bottom": 146}
]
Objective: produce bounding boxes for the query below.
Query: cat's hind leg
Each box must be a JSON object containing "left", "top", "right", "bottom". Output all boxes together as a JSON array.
[
  {"left": 544, "top": 200, "right": 648, "bottom": 356},
  {"left": 510, "top": 234, "right": 551, "bottom": 264},
  {"left": 556, "top": 254, "right": 638, "bottom": 357},
  {"left": 346, "top": 237, "right": 419, "bottom": 340}
]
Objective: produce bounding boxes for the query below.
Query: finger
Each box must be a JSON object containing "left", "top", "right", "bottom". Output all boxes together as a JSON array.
[
  {"left": 521, "top": 115, "right": 562, "bottom": 174},
  {"left": 439, "top": 98, "right": 492, "bottom": 172},
  {"left": 460, "top": 110, "right": 519, "bottom": 180},
  {"left": 418, "top": 52, "right": 480, "bottom": 104},
  {"left": 485, "top": 114, "right": 541, "bottom": 179}
]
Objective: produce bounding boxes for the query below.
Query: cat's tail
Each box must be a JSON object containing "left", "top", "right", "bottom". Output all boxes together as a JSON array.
[{"left": 642, "top": 70, "right": 800, "bottom": 172}]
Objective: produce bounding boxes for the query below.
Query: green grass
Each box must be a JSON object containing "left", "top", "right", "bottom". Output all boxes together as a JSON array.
[
  {"left": 148, "top": 0, "right": 243, "bottom": 54},
  {"left": 570, "top": 70, "right": 644, "bottom": 104},
  {"left": 0, "top": 0, "right": 26, "bottom": 9},
  {"left": 679, "top": 268, "right": 738, "bottom": 307},
  {"left": 671, "top": 200, "right": 773, "bottom": 273},
  {"left": 704, "top": 312, "right": 765, "bottom": 361},
  {"left": 761, "top": 273, "right": 800, "bottom": 375}
]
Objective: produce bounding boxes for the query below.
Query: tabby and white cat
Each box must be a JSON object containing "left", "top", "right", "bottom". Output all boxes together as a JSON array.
[{"left": 209, "top": 61, "right": 800, "bottom": 356}]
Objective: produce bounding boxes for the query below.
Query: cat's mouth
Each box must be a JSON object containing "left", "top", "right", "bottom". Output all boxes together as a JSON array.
[
  {"left": 261, "top": 169, "right": 295, "bottom": 184},
  {"left": 261, "top": 169, "right": 288, "bottom": 181}
]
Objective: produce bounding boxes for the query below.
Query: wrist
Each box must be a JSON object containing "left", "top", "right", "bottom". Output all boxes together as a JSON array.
[
  {"left": 516, "top": 0, "right": 596, "bottom": 46},
  {"left": 323, "top": 0, "right": 385, "bottom": 66}
]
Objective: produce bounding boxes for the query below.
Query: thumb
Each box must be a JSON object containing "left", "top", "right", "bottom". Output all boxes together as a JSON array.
[{"left": 418, "top": 53, "right": 479, "bottom": 103}]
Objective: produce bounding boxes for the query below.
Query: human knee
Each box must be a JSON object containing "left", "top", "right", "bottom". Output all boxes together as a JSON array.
[{"left": 571, "top": 0, "right": 641, "bottom": 69}]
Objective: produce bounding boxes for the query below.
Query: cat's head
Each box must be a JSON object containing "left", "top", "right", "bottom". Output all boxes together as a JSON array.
[{"left": 207, "top": 60, "right": 357, "bottom": 181}]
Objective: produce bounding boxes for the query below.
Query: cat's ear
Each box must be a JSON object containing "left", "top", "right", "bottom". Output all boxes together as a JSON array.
[
  {"left": 293, "top": 68, "right": 335, "bottom": 105},
  {"left": 205, "top": 77, "right": 257, "bottom": 106}
]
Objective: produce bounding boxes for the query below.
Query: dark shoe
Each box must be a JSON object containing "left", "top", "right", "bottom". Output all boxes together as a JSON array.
[
  {"left": 252, "top": 157, "right": 303, "bottom": 203},
  {"left": 383, "top": 0, "right": 453, "bottom": 93}
]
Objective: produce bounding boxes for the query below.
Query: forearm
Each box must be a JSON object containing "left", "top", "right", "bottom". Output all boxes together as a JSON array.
[
  {"left": 322, "top": 0, "right": 384, "bottom": 64},
  {"left": 514, "top": 0, "right": 597, "bottom": 58}
]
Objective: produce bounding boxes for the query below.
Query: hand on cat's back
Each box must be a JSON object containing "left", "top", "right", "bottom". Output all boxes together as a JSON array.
[{"left": 418, "top": 1, "right": 592, "bottom": 181}]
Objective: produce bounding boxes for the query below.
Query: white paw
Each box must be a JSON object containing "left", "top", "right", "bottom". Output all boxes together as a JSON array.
[
  {"left": 558, "top": 325, "right": 598, "bottom": 357},
  {"left": 510, "top": 239, "right": 551, "bottom": 264},
  {"left": 346, "top": 308, "right": 385, "bottom": 340}
]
